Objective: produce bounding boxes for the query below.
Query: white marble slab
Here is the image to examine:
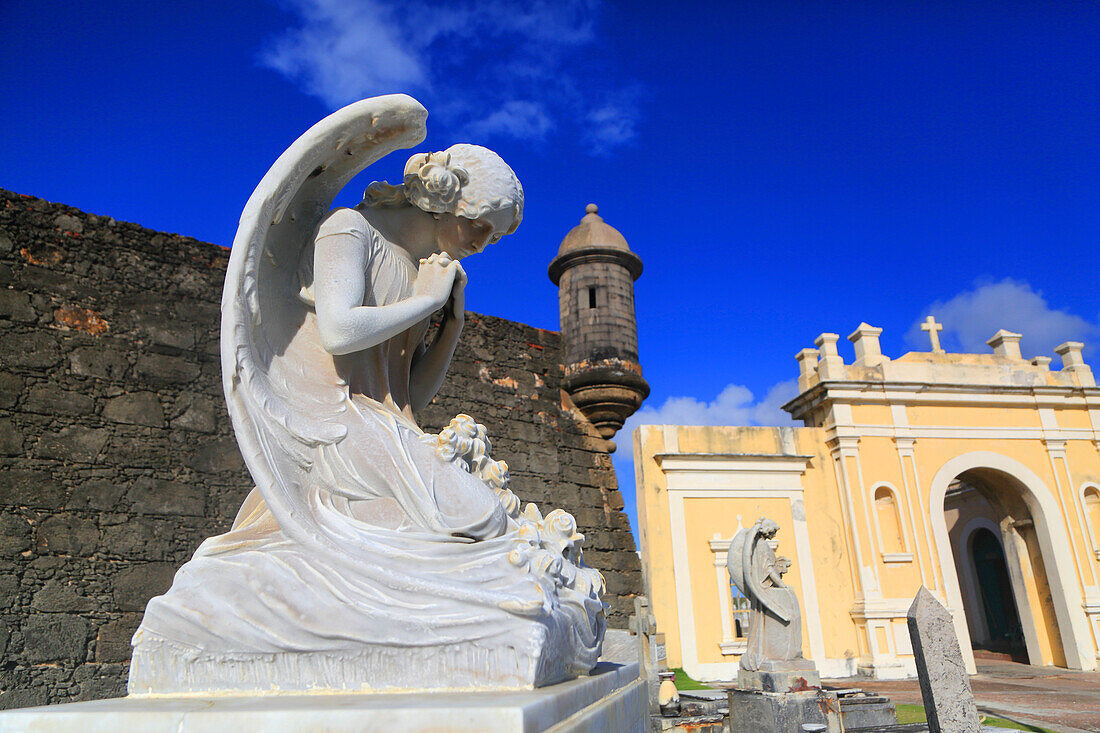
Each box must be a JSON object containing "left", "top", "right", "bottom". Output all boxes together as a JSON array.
[{"left": 0, "top": 662, "right": 643, "bottom": 733}]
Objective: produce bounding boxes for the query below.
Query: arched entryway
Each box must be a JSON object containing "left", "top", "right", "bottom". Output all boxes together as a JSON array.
[
  {"left": 950, "top": 516, "right": 1027, "bottom": 661},
  {"left": 930, "top": 452, "right": 1095, "bottom": 672},
  {"left": 970, "top": 528, "right": 1023, "bottom": 653}
]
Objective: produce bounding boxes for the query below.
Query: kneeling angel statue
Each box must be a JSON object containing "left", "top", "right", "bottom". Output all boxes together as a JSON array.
[{"left": 129, "top": 95, "right": 605, "bottom": 694}]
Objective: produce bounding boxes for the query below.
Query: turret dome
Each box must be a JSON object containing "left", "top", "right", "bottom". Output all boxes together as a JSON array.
[
  {"left": 556, "top": 203, "right": 632, "bottom": 256},
  {"left": 549, "top": 204, "right": 642, "bottom": 285}
]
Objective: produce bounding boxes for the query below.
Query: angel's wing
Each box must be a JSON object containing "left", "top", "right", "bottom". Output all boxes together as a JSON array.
[
  {"left": 742, "top": 530, "right": 791, "bottom": 623},
  {"left": 727, "top": 531, "right": 747, "bottom": 595},
  {"left": 220, "top": 94, "right": 427, "bottom": 546}
]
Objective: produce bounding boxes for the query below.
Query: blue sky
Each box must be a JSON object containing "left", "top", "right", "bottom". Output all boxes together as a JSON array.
[{"left": 3, "top": 1, "right": 1099, "bottom": 540}]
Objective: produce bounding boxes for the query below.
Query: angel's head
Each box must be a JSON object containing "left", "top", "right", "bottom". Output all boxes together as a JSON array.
[
  {"left": 364, "top": 144, "right": 523, "bottom": 260},
  {"left": 757, "top": 517, "right": 780, "bottom": 538}
]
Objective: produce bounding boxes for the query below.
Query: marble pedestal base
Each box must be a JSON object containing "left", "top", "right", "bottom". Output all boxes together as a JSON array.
[
  {"left": 738, "top": 660, "right": 821, "bottom": 692},
  {"left": 129, "top": 636, "right": 569, "bottom": 694},
  {"left": 727, "top": 688, "right": 841, "bottom": 733},
  {"left": 0, "top": 663, "right": 643, "bottom": 733}
]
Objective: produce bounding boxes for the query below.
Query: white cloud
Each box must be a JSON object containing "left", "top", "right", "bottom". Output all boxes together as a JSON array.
[
  {"left": 260, "top": 0, "right": 638, "bottom": 150},
  {"left": 905, "top": 279, "right": 1098, "bottom": 361},
  {"left": 623, "top": 380, "right": 799, "bottom": 432},
  {"left": 260, "top": 1, "right": 428, "bottom": 107},
  {"left": 467, "top": 101, "right": 554, "bottom": 141},
  {"left": 582, "top": 86, "right": 642, "bottom": 153},
  {"left": 612, "top": 379, "right": 798, "bottom": 499}
]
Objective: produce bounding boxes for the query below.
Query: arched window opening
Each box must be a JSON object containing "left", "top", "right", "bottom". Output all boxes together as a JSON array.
[
  {"left": 1084, "top": 486, "right": 1100, "bottom": 560},
  {"left": 875, "top": 485, "right": 906, "bottom": 555}
]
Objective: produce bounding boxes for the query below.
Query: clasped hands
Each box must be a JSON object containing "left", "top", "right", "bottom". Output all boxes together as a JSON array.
[{"left": 414, "top": 252, "right": 466, "bottom": 323}]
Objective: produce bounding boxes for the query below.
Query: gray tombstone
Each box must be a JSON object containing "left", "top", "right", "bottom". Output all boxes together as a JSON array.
[{"left": 906, "top": 587, "right": 982, "bottom": 733}]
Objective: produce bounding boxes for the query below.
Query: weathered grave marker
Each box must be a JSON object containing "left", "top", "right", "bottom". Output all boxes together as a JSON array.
[{"left": 907, "top": 587, "right": 981, "bottom": 733}]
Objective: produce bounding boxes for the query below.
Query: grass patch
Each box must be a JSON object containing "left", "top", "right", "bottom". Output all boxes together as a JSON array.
[
  {"left": 670, "top": 667, "right": 713, "bottom": 690},
  {"left": 894, "top": 704, "right": 1053, "bottom": 732},
  {"left": 895, "top": 703, "right": 927, "bottom": 724}
]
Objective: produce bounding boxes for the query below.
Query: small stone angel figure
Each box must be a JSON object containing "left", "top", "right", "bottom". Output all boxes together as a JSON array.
[{"left": 728, "top": 517, "right": 805, "bottom": 671}]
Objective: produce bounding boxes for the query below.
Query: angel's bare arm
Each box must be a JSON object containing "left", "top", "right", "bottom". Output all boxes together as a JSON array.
[
  {"left": 313, "top": 212, "right": 456, "bottom": 356},
  {"left": 409, "top": 262, "right": 465, "bottom": 411}
]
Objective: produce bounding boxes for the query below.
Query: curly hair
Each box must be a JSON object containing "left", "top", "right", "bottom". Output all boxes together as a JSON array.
[{"left": 363, "top": 144, "right": 524, "bottom": 235}]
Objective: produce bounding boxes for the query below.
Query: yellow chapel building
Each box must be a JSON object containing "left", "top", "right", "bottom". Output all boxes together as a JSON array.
[{"left": 633, "top": 319, "right": 1100, "bottom": 682}]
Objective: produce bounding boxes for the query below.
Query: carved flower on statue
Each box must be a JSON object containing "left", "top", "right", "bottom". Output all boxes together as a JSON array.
[
  {"left": 572, "top": 564, "right": 606, "bottom": 600},
  {"left": 541, "top": 509, "right": 585, "bottom": 565},
  {"left": 496, "top": 487, "right": 521, "bottom": 517},
  {"left": 426, "top": 414, "right": 490, "bottom": 468},
  {"left": 521, "top": 503, "right": 543, "bottom": 524},
  {"left": 478, "top": 458, "right": 509, "bottom": 492},
  {"left": 508, "top": 535, "right": 563, "bottom": 584},
  {"left": 404, "top": 151, "right": 469, "bottom": 214},
  {"left": 423, "top": 415, "right": 520, "bottom": 516},
  {"left": 422, "top": 415, "right": 599, "bottom": 608}
]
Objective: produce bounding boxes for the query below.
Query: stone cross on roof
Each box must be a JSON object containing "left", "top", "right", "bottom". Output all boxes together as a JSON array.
[{"left": 921, "top": 316, "right": 945, "bottom": 353}]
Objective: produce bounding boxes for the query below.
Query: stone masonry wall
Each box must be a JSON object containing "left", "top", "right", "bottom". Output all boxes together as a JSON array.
[{"left": 0, "top": 189, "right": 641, "bottom": 709}]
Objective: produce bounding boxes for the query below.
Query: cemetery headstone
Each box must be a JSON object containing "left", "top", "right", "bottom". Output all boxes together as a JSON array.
[{"left": 907, "top": 586, "right": 982, "bottom": 733}]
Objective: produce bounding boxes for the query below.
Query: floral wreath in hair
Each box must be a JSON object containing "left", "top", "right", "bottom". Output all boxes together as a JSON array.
[
  {"left": 362, "top": 145, "right": 523, "bottom": 233},
  {"left": 403, "top": 152, "right": 468, "bottom": 214}
]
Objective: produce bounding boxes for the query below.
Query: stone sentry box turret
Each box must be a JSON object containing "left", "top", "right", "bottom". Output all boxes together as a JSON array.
[{"left": 548, "top": 204, "right": 648, "bottom": 451}]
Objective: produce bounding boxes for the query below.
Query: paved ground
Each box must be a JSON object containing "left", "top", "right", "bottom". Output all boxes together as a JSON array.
[{"left": 823, "top": 659, "right": 1100, "bottom": 733}]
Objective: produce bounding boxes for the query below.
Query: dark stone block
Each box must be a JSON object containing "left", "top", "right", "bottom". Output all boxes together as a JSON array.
[
  {"left": 78, "top": 668, "right": 127, "bottom": 700},
  {"left": 0, "top": 685, "right": 48, "bottom": 711},
  {"left": 23, "top": 387, "right": 95, "bottom": 417},
  {"left": 107, "top": 434, "right": 174, "bottom": 469},
  {"left": 35, "top": 426, "right": 110, "bottom": 462},
  {"left": 65, "top": 479, "right": 125, "bottom": 511},
  {"left": 127, "top": 478, "right": 204, "bottom": 516},
  {"left": 0, "top": 513, "right": 32, "bottom": 555},
  {"left": 134, "top": 353, "right": 200, "bottom": 385},
  {"left": 0, "top": 418, "right": 24, "bottom": 456},
  {"left": 36, "top": 515, "right": 99, "bottom": 555},
  {"left": 188, "top": 438, "right": 245, "bottom": 473},
  {"left": 31, "top": 579, "right": 95, "bottom": 612},
  {"left": 170, "top": 393, "right": 218, "bottom": 433},
  {"left": 143, "top": 322, "right": 195, "bottom": 350},
  {"left": 0, "top": 372, "right": 22, "bottom": 408},
  {"left": 113, "top": 562, "right": 175, "bottom": 612},
  {"left": 23, "top": 613, "right": 88, "bottom": 663},
  {"left": 69, "top": 346, "right": 129, "bottom": 381},
  {"left": 0, "top": 574, "right": 18, "bottom": 609},
  {"left": 102, "top": 391, "right": 164, "bottom": 427},
  {"left": 54, "top": 213, "right": 84, "bottom": 234},
  {"left": 0, "top": 289, "right": 36, "bottom": 322},
  {"left": 0, "top": 332, "right": 61, "bottom": 369},
  {"left": 100, "top": 518, "right": 175, "bottom": 560},
  {"left": 94, "top": 614, "right": 141, "bottom": 662}
]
